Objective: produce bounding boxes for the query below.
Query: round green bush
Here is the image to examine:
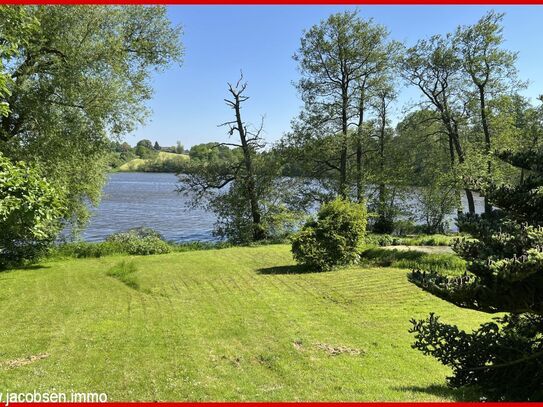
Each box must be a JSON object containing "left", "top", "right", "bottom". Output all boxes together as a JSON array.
[
  {"left": 106, "top": 228, "right": 171, "bottom": 255},
  {"left": 122, "top": 236, "right": 171, "bottom": 255},
  {"left": 291, "top": 198, "right": 368, "bottom": 271}
]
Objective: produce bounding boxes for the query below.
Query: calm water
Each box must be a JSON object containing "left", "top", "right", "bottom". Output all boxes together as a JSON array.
[
  {"left": 80, "top": 172, "right": 485, "bottom": 242},
  {"left": 81, "top": 172, "right": 216, "bottom": 242}
]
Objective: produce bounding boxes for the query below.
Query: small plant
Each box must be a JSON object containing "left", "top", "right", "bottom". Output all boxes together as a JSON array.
[
  {"left": 291, "top": 198, "right": 367, "bottom": 271},
  {"left": 106, "top": 261, "right": 139, "bottom": 290}
]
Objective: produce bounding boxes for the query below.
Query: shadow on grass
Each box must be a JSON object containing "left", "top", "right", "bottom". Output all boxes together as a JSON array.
[
  {"left": 0, "top": 264, "right": 50, "bottom": 274},
  {"left": 257, "top": 264, "right": 323, "bottom": 275},
  {"left": 395, "top": 384, "right": 481, "bottom": 401}
]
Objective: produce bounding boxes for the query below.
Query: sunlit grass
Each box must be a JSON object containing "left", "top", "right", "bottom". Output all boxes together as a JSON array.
[
  {"left": 118, "top": 151, "right": 189, "bottom": 172},
  {"left": 0, "top": 244, "right": 487, "bottom": 401}
]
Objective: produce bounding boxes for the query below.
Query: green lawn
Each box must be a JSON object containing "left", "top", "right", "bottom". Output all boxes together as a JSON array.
[{"left": 0, "top": 245, "right": 490, "bottom": 401}]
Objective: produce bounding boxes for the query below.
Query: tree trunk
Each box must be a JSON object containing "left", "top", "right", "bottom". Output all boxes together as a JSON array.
[
  {"left": 356, "top": 82, "right": 366, "bottom": 203},
  {"left": 479, "top": 86, "right": 492, "bottom": 214},
  {"left": 450, "top": 124, "right": 476, "bottom": 215},
  {"left": 339, "top": 86, "right": 349, "bottom": 199},
  {"left": 464, "top": 189, "right": 476, "bottom": 215},
  {"left": 233, "top": 95, "right": 265, "bottom": 241},
  {"left": 378, "top": 95, "right": 388, "bottom": 223}
]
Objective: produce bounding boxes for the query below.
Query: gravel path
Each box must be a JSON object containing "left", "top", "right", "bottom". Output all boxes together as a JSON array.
[{"left": 383, "top": 245, "right": 454, "bottom": 254}]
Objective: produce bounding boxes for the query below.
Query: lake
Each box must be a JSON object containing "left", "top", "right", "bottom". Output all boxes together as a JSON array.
[
  {"left": 81, "top": 172, "right": 216, "bottom": 242},
  {"left": 80, "top": 172, "right": 485, "bottom": 242}
]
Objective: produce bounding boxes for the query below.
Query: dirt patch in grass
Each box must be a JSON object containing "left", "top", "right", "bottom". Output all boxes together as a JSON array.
[
  {"left": 315, "top": 342, "right": 364, "bottom": 356},
  {"left": 293, "top": 339, "right": 364, "bottom": 356},
  {"left": 1, "top": 353, "right": 49, "bottom": 369}
]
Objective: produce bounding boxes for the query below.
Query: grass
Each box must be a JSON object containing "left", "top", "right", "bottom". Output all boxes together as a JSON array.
[
  {"left": 366, "top": 233, "right": 465, "bottom": 247},
  {"left": 0, "top": 244, "right": 489, "bottom": 401},
  {"left": 105, "top": 261, "right": 140, "bottom": 290},
  {"left": 118, "top": 151, "right": 189, "bottom": 172},
  {"left": 359, "top": 246, "right": 467, "bottom": 276}
]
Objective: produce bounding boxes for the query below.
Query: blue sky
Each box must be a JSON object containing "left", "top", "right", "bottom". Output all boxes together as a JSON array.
[{"left": 132, "top": 5, "right": 543, "bottom": 149}]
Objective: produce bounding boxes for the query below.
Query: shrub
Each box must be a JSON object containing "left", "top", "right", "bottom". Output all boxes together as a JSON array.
[
  {"left": 291, "top": 198, "right": 367, "bottom": 271},
  {"left": 410, "top": 313, "right": 543, "bottom": 401},
  {"left": 55, "top": 228, "right": 171, "bottom": 258},
  {"left": 121, "top": 235, "right": 171, "bottom": 255},
  {"left": 364, "top": 234, "right": 397, "bottom": 247},
  {"left": 106, "top": 227, "right": 165, "bottom": 243},
  {"left": 106, "top": 227, "right": 170, "bottom": 255},
  {"left": 0, "top": 154, "right": 66, "bottom": 269}
]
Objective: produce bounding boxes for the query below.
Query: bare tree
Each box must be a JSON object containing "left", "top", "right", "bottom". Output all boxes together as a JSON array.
[{"left": 219, "top": 74, "right": 266, "bottom": 241}]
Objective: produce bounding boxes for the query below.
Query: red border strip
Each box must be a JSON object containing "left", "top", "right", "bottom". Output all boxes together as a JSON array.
[
  {"left": 1, "top": 0, "right": 543, "bottom": 4},
  {"left": 6, "top": 403, "right": 543, "bottom": 406}
]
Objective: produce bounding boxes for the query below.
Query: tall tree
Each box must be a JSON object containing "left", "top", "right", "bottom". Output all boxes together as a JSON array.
[
  {"left": 400, "top": 34, "right": 476, "bottom": 214},
  {"left": 455, "top": 11, "right": 520, "bottom": 213},
  {"left": 0, "top": 6, "right": 183, "bottom": 229},
  {"left": 352, "top": 29, "right": 391, "bottom": 203},
  {"left": 294, "top": 11, "right": 388, "bottom": 198},
  {"left": 368, "top": 78, "right": 397, "bottom": 233}
]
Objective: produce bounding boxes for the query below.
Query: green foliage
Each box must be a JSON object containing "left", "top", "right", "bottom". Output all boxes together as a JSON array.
[
  {"left": 0, "top": 6, "right": 183, "bottom": 231},
  {"left": 409, "top": 142, "right": 543, "bottom": 399},
  {"left": 106, "top": 227, "right": 171, "bottom": 255},
  {"left": 410, "top": 313, "right": 543, "bottom": 401},
  {"left": 360, "top": 247, "right": 466, "bottom": 275},
  {"left": 135, "top": 144, "right": 158, "bottom": 160},
  {"left": 0, "top": 7, "right": 36, "bottom": 116},
  {"left": 291, "top": 198, "right": 367, "bottom": 271},
  {"left": 365, "top": 233, "right": 462, "bottom": 247},
  {"left": 56, "top": 228, "right": 171, "bottom": 258},
  {"left": 188, "top": 142, "right": 239, "bottom": 163},
  {"left": 364, "top": 234, "right": 398, "bottom": 247},
  {"left": 58, "top": 241, "right": 118, "bottom": 259},
  {"left": 119, "top": 236, "right": 171, "bottom": 256},
  {"left": 0, "top": 154, "right": 66, "bottom": 268}
]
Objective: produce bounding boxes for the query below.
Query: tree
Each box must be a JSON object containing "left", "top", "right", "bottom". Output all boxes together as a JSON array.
[
  {"left": 218, "top": 75, "right": 265, "bottom": 241},
  {"left": 395, "top": 109, "right": 462, "bottom": 233},
  {"left": 367, "top": 78, "right": 398, "bottom": 233},
  {"left": 0, "top": 6, "right": 183, "bottom": 230},
  {"left": 0, "top": 153, "right": 66, "bottom": 268},
  {"left": 400, "top": 34, "right": 476, "bottom": 215},
  {"left": 137, "top": 139, "right": 154, "bottom": 150},
  {"left": 293, "top": 11, "right": 388, "bottom": 198},
  {"left": 175, "top": 141, "right": 184, "bottom": 154},
  {"left": 409, "top": 142, "right": 543, "bottom": 399},
  {"left": 153, "top": 141, "right": 161, "bottom": 150},
  {"left": 178, "top": 76, "right": 301, "bottom": 243},
  {"left": 455, "top": 11, "right": 520, "bottom": 213}
]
